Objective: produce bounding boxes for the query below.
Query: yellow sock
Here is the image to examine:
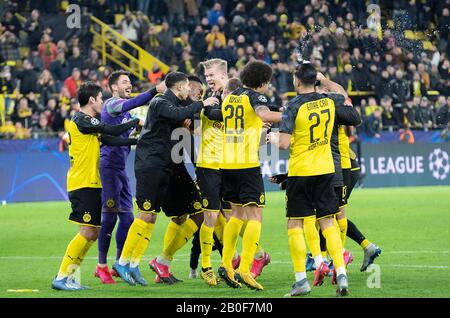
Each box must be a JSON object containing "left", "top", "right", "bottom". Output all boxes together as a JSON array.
[
  {"left": 288, "top": 228, "right": 306, "bottom": 273},
  {"left": 200, "top": 224, "right": 215, "bottom": 269},
  {"left": 303, "top": 216, "right": 321, "bottom": 257},
  {"left": 76, "top": 239, "right": 94, "bottom": 265},
  {"left": 163, "top": 221, "right": 180, "bottom": 251},
  {"left": 163, "top": 218, "right": 198, "bottom": 261},
  {"left": 130, "top": 222, "right": 154, "bottom": 267},
  {"left": 119, "top": 218, "right": 148, "bottom": 264},
  {"left": 322, "top": 226, "right": 345, "bottom": 269},
  {"left": 213, "top": 213, "right": 226, "bottom": 244},
  {"left": 222, "top": 217, "right": 244, "bottom": 269},
  {"left": 57, "top": 233, "right": 88, "bottom": 278},
  {"left": 238, "top": 220, "right": 262, "bottom": 273},
  {"left": 337, "top": 217, "right": 348, "bottom": 248},
  {"left": 360, "top": 239, "right": 371, "bottom": 249}
]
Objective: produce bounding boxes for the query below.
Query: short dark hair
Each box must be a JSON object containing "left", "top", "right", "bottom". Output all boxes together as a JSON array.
[
  {"left": 108, "top": 70, "right": 130, "bottom": 89},
  {"left": 294, "top": 62, "right": 317, "bottom": 86},
  {"left": 187, "top": 75, "right": 203, "bottom": 85},
  {"left": 240, "top": 61, "right": 272, "bottom": 89},
  {"left": 165, "top": 71, "right": 188, "bottom": 88},
  {"left": 226, "top": 78, "right": 242, "bottom": 92},
  {"left": 77, "top": 82, "right": 102, "bottom": 106}
]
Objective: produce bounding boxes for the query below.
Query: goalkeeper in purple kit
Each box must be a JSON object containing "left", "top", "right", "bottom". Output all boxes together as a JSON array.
[{"left": 95, "top": 70, "right": 165, "bottom": 284}]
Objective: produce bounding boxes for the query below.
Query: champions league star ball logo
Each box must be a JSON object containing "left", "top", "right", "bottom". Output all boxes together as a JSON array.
[{"left": 428, "top": 148, "right": 450, "bottom": 181}]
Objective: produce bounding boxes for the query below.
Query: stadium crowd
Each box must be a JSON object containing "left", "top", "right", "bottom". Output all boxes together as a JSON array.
[{"left": 0, "top": 0, "right": 449, "bottom": 139}]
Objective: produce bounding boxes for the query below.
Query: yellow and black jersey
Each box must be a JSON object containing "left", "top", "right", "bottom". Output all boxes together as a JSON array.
[
  {"left": 338, "top": 126, "right": 351, "bottom": 169},
  {"left": 197, "top": 108, "right": 224, "bottom": 170},
  {"left": 220, "top": 87, "right": 268, "bottom": 169},
  {"left": 67, "top": 112, "right": 103, "bottom": 192},
  {"left": 280, "top": 92, "right": 361, "bottom": 177}
]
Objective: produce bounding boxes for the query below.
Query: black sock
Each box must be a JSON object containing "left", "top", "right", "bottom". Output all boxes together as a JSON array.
[{"left": 347, "top": 219, "right": 366, "bottom": 245}]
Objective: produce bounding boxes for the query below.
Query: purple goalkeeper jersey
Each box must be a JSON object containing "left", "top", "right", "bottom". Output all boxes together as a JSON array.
[{"left": 100, "top": 89, "right": 157, "bottom": 169}]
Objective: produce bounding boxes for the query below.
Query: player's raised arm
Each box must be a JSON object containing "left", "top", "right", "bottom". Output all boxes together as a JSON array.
[
  {"left": 100, "top": 134, "right": 138, "bottom": 146},
  {"left": 106, "top": 71, "right": 166, "bottom": 115},
  {"left": 316, "top": 72, "right": 348, "bottom": 98}
]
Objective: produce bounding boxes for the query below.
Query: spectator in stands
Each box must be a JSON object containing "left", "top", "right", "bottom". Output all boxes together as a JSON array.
[
  {"left": 28, "top": 50, "right": 44, "bottom": 73},
  {"left": 190, "top": 24, "right": 208, "bottom": 64},
  {"left": 63, "top": 67, "right": 82, "bottom": 98},
  {"left": 17, "top": 59, "right": 38, "bottom": 95},
  {"left": 52, "top": 102, "right": 69, "bottom": 133},
  {"left": 375, "top": 69, "right": 391, "bottom": 99},
  {"left": 117, "top": 11, "right": 140, "bottom": 43},
  {"left": 156, "top": 22, "right": 174, "bottom": 64},
  {"left": 404, "top": 99, "right": 417, "bottom": 129},
  {"left": 206, "top": 25, "right": 226, "bottom": 53},
  {"left": 390, "top": 69, "right": 411, "bottom": 127},
  {"left": 37, "top": 69, "right": 56, "bottom": 108},
  {"left": 380, "top": 96, "right": 397, "bottom": 130},
  {"left": 144, "top": 24, "right": 161, "bottom": 58},
  {"left": 0, "top": 29, "right": 20, "bottom": 63},
  {"left": 50, "top": 50, "right": 70, "bottom": 91},
  {"left": 13, "top": 122, "right": 31, "bottom": 139},
  {"left": 410, "top": 72, "right": 427, "bottom": 98},
  {"left": 25, "top": 9, "right": 43, "bottom": 50},
  {"left": 67, "top": 46, "right": 83, "bottom": 71},
  {"left": 415, "top": 96, "right": 435, "bottom": 130},
  {"left": 13, "top": 97, "right": 33, "bottom": 129},
  {"left": 165, "top": 0, "right": 185, "bottom": 32},
  {"left": 2, "top": 10, "right": 21, "bottom": 36},
  {"left": 438, "top": 7, "right": 450, "bottom": 52},
  {"left": 365, "top": 107, "right": 382, "bottom": 138},
  {"left": 32, "top": 113, "right": 53, "bottom": 138},
  {"left": 38, "top": 33, "right": 58, "bottom": 69},
  {"left": 85, "top": 49, "right": 102, "bottom": 71},
  {"left": 208, "top": 2, "right": 224, "bottom": 26}
]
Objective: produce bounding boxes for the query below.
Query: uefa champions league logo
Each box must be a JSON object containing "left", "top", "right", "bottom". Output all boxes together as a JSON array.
[{"left": 428, "top": 148, "right": 450, "bottom": 181}]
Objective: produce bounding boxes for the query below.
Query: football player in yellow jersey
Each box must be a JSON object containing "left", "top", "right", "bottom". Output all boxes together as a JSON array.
[
  {"left": 218, "top": 61, "right": 282, "bottom": 290},
  {"left": 52, "top": 82, "right": 139, "bottom": 291},
  {"left": 333, "top": 125, "right": 382, "bottom": 271},
  {"left": 274, "top": 62, "right": 360, "bottom": 297},
  {"left": 197, "top": 59, "right": 271, "bottom": 286}
]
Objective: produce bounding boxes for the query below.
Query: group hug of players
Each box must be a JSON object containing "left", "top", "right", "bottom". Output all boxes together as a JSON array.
[{"left": 51, "top": 57, "right": 381, "bottom": 297}]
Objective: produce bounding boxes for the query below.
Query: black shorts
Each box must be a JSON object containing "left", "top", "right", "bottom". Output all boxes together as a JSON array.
[
  {"left": 162, "top": 164, "right": 203, "bottom": 218},
  {"left": 196, "top": 167, "right": 232, "bottom": 212},
  {"left": 346, "top": 159, "right": 361, "bottom": 200},
  {"left": 334, "top": 185, "right": 348, "bottom": 208},
  {"left": 68, "top": 188, "right": 102, "bottom": 227},
  {"left": 221, "top": 167, "right": 265, "bottom": 207},
  {"left": 286, "top": 174, "right": 339, "bottom": 219},
  {"left": 135, "top": 166, "right": 172, "bottom": 213}
]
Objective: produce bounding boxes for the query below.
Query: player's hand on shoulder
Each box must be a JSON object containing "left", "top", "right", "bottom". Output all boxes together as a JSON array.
[
  {"left": 183, "top": 118, "right": 192, "bottom": 129},
  {"left": 156, "top": 81, "right": 166, "bottom": 93},
  {"left": 316, "top": 72, "right": 326, "bottom": 82},
  {"left": 263, "top": 122, "right": 272, "bottom": 130},
  {"left": 203, "top": 97, "right": 219, "bottom": 107}
]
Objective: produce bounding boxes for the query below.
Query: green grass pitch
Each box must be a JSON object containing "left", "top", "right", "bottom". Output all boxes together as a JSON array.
[{"left": 1, "top": 186, "right": 449, "bottom": 298}]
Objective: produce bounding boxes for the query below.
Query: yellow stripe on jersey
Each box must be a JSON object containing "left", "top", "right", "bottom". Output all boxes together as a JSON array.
[
  {"left": 220, "top": 93, "right": 263, "bottom": 169},
  {"left": 338, "top": 126, "right": 351, "bottom": 169},
  {"left": 197, "top": 110, "right": 223, "bottom": 170},
  {"left": 67, "top": 118, "right": 102, "bottom": 192},
  {"left": 289, "top": 97, "right": 336, "bottom": 176}
]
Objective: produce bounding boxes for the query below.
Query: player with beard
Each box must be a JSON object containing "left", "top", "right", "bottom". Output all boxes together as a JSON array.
[{"left": 94, "top": 70, "right": 166, "bottom": 285}]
